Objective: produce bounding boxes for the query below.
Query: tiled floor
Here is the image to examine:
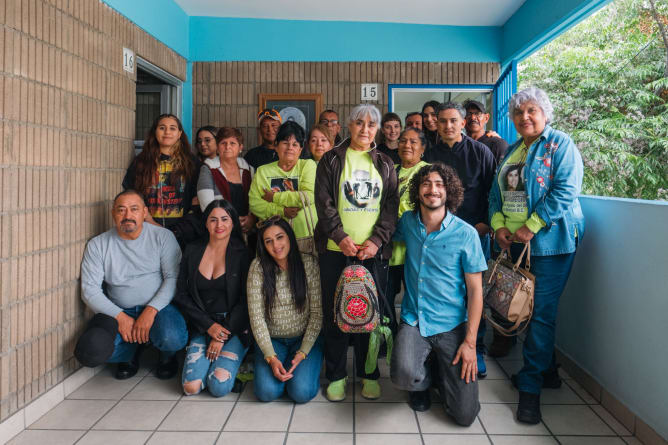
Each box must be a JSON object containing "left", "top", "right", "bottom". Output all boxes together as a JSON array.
[{"left": 9, "top": 341, "right": 639, "bottom": 445}]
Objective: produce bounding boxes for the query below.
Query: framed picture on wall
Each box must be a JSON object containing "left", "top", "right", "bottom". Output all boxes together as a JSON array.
[{"left": 259, "top": 93, "right": 323, "bottom": 135}]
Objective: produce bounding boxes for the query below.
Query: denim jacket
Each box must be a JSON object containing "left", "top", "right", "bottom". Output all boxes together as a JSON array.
[{"left": 489, "top": 125, "right": 585, "bottom": 256}]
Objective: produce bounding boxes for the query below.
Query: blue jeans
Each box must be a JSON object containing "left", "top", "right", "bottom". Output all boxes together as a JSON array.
[
  {"left": 254, "top": 336, "right": 324, "bottom": 403},
  {"left": 108, "top": 304, "right": 188, "bottom": 363},
  {"left": 181, "top": 333, "right": 248, "bottom": 397},
  {"left": 515, "top": 246, "right": 577, "bottom": 394}
]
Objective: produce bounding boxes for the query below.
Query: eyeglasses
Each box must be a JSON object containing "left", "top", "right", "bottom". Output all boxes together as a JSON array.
[
  {"left": 319, "top": 119, "right": 339, "bottom": 126},
  {"left": 256, "top": 214, "right": 282, "bottom": 229}
]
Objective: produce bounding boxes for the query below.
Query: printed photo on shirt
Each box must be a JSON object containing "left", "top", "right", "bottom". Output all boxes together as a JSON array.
[
  {"left": 269, "top": 177, "right": 298, "bottom": 193},
  {"left": 342, "top": 169, "right": 381, "bottom": 209},
  {"left": 501, "top": 163, "right": 525, "bottom": 192}
]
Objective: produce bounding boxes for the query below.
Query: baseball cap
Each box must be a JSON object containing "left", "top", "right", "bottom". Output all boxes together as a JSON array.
[{"left": 463, "top": 99, "right": 486, "bottom": 114}]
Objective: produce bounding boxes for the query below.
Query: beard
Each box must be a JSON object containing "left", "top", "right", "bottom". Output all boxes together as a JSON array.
[{"left": 419, "top": 194, "right": 446, "bottom": 210}]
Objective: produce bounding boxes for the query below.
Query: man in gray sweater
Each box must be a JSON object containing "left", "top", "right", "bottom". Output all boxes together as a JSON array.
[{"left": 74, "top": 190, "right": 188, "bottom": 380}]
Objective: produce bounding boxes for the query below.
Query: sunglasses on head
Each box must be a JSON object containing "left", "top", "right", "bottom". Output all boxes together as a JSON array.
[
  {"left": 256, "top": 214, "right": 282, "bottom": 230},
  {"left": 257, "top": 109, "right": 282, "bottom": 122}
]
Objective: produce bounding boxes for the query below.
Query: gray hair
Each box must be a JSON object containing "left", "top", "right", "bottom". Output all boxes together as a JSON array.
[
  {"left": 509, "top": 87, "right": 554, "bottom": 124},
  {"left": 436, "top": 102, "right": 466, "bottom": 120},
  {"left": 348, "top": 104, "right": 382, "bottom": 126}
]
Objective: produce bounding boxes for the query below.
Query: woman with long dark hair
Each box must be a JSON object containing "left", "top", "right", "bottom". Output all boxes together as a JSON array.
[
  {"left": 122, "top": 114, "right": 200, "bottom": 245},
  {"left": 174, "top": 199, "right": 251, "bottom": 398},
  {"left": 247, "top": 217, "right": 322, "bottom": 403},
  {"left": 421, "top": 100, "right": 440, "bottom": 148}
]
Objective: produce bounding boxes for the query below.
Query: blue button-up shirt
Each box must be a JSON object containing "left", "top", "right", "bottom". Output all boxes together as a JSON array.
[{"left": 394, "top": 210, "right": 487, "bottom": 337}]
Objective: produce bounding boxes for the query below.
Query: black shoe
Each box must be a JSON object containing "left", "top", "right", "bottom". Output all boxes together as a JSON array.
[
  {"left": 408, "top": 390, "right": 431, "bottom": 412},
  {"left": 511, "top": 369, "right": 562, "bottom": 390},
  {"left": 115, "top": 359, "right": 139, "bottom": 380},
  {"left": 488, "top": 332, "right": 514, "bottom": 358},
  {"left": 155, "top": 354, "right": 178, "bottom": 380},
  {"left": 517, "top": 391, "right": 542, "bottom": 424}
]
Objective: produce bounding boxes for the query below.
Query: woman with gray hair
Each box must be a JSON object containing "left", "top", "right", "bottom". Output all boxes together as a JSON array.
[
  {"left": 488, "top": 86, "right": 585, "bottom": 424},
  {"left": 314, "top": 104, "right": 399, "bottom": 401}
]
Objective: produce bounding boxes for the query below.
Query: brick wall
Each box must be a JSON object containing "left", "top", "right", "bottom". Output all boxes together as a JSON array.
[
  {"left": 192, "top": 61, "right": 500, "bottom": 149},
  {"left": 0, "top": 0, "right": 185, "bottom": 421}
]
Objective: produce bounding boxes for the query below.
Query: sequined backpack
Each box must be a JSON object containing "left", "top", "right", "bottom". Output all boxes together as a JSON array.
[{"left": 334, "top": 263, "right": 380, "bottom": 333}]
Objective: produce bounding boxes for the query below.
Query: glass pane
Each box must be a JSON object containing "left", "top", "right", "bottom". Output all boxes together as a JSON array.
[
  {"left": 392, "top": 89, "right": 493, "bottom": 131},
  {"left": 135, "top": 92, "right": 161, "bottom": 141}
]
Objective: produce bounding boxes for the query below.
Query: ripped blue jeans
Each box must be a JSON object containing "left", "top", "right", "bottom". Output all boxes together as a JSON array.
[{"left": 181, "top": 333, "right": 248, "bottom": 397}]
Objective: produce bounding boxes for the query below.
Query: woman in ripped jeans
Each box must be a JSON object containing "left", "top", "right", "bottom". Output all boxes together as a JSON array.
[{"left": 173, "top": 199, "right": 251, "bottom": 397}]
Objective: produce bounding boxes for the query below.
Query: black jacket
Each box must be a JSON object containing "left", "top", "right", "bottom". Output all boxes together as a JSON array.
[
  {"left": 173, "top": 237, "right": 251, "bottom": 345},
  {"left": 314, "top": 138, "right": 399, "bottom": 260}
]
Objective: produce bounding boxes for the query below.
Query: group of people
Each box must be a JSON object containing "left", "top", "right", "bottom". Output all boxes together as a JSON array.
[{"left": 74, "top": 85, "right": 584, "bottom": 426}]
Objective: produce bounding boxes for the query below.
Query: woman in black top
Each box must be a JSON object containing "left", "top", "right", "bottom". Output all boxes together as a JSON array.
[
  {"left": 421, "top": 100, "right": 440, "bottom": 148},
  {"left": 376, "top": 112, "right": 402, "bottom": 165},
  {"left": 174, "top": 199, "right": 251, "bottom": 397}
]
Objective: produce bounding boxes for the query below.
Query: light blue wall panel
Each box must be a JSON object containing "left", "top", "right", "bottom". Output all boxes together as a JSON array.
[
  {"left": 101, "top": 0, "right": 189, "bottom": 58},
  {"left": 501, "top": 0, "right": 611, "bottom": 66},
  {"left": 556, "top": 196, "right": 668, "bottom": 440},
  {"left": 189, "top": 17, "right": 501, "bottom": 62}
]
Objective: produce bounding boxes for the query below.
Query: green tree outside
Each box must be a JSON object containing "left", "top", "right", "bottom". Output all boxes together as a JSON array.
[{"left": 519, "top": 0, "right": 668, "bottom": 200}]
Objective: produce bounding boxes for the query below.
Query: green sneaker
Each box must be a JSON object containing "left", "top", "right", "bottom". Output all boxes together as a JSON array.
[
  {"left": 326, "top": 377, "right": 348, "bottom": 402},
  {"left": 361, "top": 379, "right": 381, "bottom": 400}
]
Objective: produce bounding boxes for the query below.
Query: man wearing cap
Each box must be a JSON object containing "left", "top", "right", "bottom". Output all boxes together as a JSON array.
[
  {"left": 244, "top": 108, "right": 283, "bottom": 170},
  {"left": 318, "top": 109, "right": 343, "bottom": 146},
  {"left": 463, "top": 99, "right": 509, "bottom": 164},
  {"left": 74, "top": 189, "right": 187, "bottom": 380}
]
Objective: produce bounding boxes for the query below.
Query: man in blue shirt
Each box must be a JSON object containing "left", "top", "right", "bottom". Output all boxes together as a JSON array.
[{"left": 390, "top": 163, "right": 487, "bottom": 426}]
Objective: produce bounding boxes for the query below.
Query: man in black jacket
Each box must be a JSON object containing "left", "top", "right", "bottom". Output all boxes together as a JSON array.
[
  {"left": 463, "top": 99, "right": 509, "bottom": 164},
  {"left": 244, "top": 108, "right": 282, "bottom": 170}
]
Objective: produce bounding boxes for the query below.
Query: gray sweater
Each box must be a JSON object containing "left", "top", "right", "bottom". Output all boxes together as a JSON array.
[{"left": 80, "top": 224, "right": 182, "bottom": 317}]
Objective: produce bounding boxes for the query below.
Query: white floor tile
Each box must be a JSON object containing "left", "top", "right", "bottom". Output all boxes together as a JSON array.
[
  {"left": 6, "top": 429, "right": 85, "bottom": 445},
  {"left": 223, "top": 402, "right": 293, "bottom": 431},
  {"left": 28, "top": 400, "right": 115, "bottom": 430},
  {"left": 147, "top": 431, "right": 220, "bottom": 445},
  {"left": 216, "top": 431, "right": 285, "bottom": 445},
  {"left": 422, "top": 434, "right": 490, "bottom": 445},
  {"left": 123, "top": 376, "right": 183, "bottom": 400},
  {"left": 92, "top": 400, "right": 176, "bottom": 430},
  {"left": 287, "top": 432, "right": 353, "bottom": 445},
  {"left": 355, "top": 402, "right": 418, "bottom": 433},
  {"left": 478, "top": 403, "right": 550, "bottom": 435},
  {"left": 482, "top": 360, "right": 509, "bottom": 379},
  {"left": 356, "top": 433, "right": 422, "bottom": 445},
  {"left": 556, "top": 437, "right": 626, "bottom": 445},
  {"left": 565, "top": 380, "right": 599, "bottom": 404},
  {"left": 289, "top": 402, "right": 353, "bottom": 433},
  {"left": 541, "top": 405, "right": 615, "bottom": 436},
  {"left": 490, "top": 435, "right": 558, "bottom": 444},
  {"left": 66, "top": 374, "right": 142, "bottom": 400},
  {"left": 479, "top": 379, "right": 517, "bottom": 403},
  {"left": 354, "top": 378, "right": 407, "bottom": 403},
  {"left": 541, "top": 384, "right": 585, "bottom": 405},
  {"left": 158, "top": 400, "right": 234, "bottom": 431},
  {"left": 76, "top": 430, "right": 152, "bottom": 445},
  {"left": 416, "top": 408, "right": 485, "bottom": 434}
]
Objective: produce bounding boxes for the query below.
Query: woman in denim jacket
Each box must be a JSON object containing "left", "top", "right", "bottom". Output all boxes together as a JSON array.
[{"left": 488, "top": 87, "right": 585, "bottom": 425}]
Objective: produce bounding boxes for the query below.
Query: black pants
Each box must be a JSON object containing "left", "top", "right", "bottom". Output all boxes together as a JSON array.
[
  {"left": 319, "top": 250, "right": 389, "bottom": 381},
  {"left": 385, "top": 264, "right": 404, "bottom": 335}
]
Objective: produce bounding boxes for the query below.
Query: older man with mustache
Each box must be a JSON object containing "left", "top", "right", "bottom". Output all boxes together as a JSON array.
[{"left": 74, "top": 189, "right": 187, "bottom": 380}]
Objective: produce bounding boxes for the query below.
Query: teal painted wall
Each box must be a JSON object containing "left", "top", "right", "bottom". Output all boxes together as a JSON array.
[
  {"left": 189, "top": 17, "right": 501, "bottom": 62},
  {"left": 501, "top": 0, "right": 611, "bottom": 66},
  {"left": 101, "top": 0, "right": 189, "bottom": 58},
  {"left": 556, "top": 196, "right": 668, "bottom": 440}
]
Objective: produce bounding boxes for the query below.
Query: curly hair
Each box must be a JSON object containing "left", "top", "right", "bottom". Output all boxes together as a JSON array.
[{"left": 407, "top": 162, "right": 464, "bottom": 214}]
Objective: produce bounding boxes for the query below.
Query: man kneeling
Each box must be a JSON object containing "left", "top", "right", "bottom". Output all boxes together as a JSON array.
[
  {"left": 390, "top": 163, "right": 487, "bottom": 426},
  {"left": 74, "top": 190, "right": 188, "bottom": 380}
]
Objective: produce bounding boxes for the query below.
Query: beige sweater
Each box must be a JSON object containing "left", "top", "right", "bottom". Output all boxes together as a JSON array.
[{"left": 247, "top": 253, "right": 322, "bottom": 358}]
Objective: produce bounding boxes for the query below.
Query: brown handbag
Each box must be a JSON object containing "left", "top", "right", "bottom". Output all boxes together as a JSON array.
[{"left": 482, "top": 243, "right": 535, "bottom": 336}]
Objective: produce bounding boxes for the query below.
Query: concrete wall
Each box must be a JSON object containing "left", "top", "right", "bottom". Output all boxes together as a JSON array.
[
  {"left": 0, "top": 0, "right": 185, "bottom": 422},
  {"left": 556, "top": 196, "right": 668, "bottom": 441},
  {"left": 191, "top": 61, "right": 500, "bottom": 149}
]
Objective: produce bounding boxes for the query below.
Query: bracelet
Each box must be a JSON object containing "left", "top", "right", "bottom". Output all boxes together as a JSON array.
[
  {"left": 296, "top": 350, "right": 307, "bottom": 360},
  {"left": 265, "top": 354, "right": 277, "bottom": 364}
]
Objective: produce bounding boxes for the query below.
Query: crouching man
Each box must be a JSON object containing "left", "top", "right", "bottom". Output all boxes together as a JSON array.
[
  {"left": 74, "top": 189, "right": 188, "bottom": 380},
  {"left": 390, "top": 163, "right": 487, "bottom": 426}
]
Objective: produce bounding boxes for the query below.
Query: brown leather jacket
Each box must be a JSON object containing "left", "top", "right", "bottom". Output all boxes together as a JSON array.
[{"left": 314, "top": 139, "right": 399, "bottom": 259}]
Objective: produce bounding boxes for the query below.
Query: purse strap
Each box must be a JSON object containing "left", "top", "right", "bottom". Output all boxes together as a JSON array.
[
  {"left": 297, "top": 191, "right": 316, "bottom": 239},
  {"left": 512, "top": 243, "right": 531, "bottom": 272}
]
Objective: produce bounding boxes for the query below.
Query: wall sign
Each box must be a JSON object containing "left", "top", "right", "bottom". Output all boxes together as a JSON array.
[
  {"left": 123, "top": 48, "right": 135, "bottom": 73},
  {"left": 361, "top": 84, "right": 379, "bottom": 101}
]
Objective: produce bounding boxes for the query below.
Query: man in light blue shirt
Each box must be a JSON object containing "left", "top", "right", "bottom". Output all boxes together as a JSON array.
[
  {"left": 390, "top": 163, "right": 487, "bottom": 426},
  {"left": 74, "top": 190, "right": 187, "bottom": 380}
]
